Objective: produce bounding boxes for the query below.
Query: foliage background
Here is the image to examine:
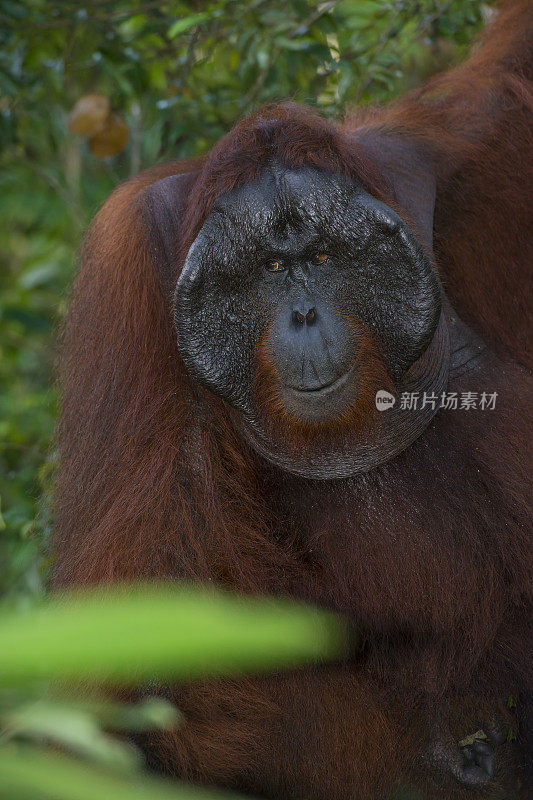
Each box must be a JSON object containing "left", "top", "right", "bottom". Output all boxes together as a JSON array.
[{"left": 0, "top": 0, "right": 493, "bottom": 603}]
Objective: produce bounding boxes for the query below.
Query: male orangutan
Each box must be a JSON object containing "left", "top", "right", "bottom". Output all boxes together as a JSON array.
[{"left": 53, "top": 1, "right": 532, "bottom": 798}]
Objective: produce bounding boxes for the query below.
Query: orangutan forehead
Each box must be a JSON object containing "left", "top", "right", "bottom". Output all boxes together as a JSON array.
[{"left": 210, "top": 164, "right": 356, "bottom": 231}]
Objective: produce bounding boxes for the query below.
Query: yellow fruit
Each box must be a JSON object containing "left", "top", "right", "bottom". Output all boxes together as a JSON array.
[
  {"left": 89, "top": 112, "right": 129, "bottom": 158},
  {"left": 67, "top": 94, "right": 110, "bottom": 136}
]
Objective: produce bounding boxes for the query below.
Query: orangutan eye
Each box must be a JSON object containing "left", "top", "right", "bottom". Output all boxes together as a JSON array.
[
  {"left": 311, "top": 252, "right": 327, "bottom": 264},
  {"left": 265, "top": 260, "right": 286, "bottom": 273}
]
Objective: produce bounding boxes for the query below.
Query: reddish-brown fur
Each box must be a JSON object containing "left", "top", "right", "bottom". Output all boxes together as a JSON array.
[
  {"left": 347, "top": 0, "right": 533, "bottom": 368},
  {"left": 54, "top": 2, "right": 532, "bottom": 798}
]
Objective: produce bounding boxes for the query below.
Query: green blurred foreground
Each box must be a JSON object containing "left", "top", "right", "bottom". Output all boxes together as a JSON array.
[
  {"left": 0, "top": 747, "right": 249, "bottom": 800},
  {"left": 0, "top": 582, "right": 346, "bottom": 683},
  {"left": 0, "top": 583, "right": 348, "bottom": 799}
]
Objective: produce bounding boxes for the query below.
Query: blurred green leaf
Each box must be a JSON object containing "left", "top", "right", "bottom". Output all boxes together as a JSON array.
[
  {"left": 18, "top": 263, "right": 61, "bottom": 290},
  {"left": 71, "top": 696, "right": 182, "bottom": 732},
  {"left": 167, "top": 14, "right": 210, "bottom": 39},
  {"left": 2, "top": 700, "right": 140, "bottom": 771},
  {"left": 0, "top": 583, "right": 348, "bottom": 683},
  {"left": 0, "top": 744, "right": 250, "bottom": 800}
]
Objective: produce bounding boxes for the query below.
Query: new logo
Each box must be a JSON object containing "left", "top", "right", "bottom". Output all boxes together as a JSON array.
[{"left": 375, "top": 390, "right": 396, "bottom": 411}]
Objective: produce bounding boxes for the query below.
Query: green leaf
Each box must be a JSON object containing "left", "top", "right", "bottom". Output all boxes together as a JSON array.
[
  {"left": 80, "top": 696, "right": 182, "bottom": 732},
  {"left": 167, "top": 14, "right": 210, "bottom": 39},
  {"left": 2, "top": 701, "right": 140, "bottom": 771},
  {"left": 2, "top": 308, "right": 50, "bottom": 332},
  {"left": 0, "top": 583, "right": 348, "bottom": 684},
  {"left": 274, "top": 37, "right": 313, "bottom": 52},
  {"left": 0, "top": 744, "right": 250, "bottom": 800},
  {"left": 48, "top": 695, "right": 182, "bottom": 733},
  {"left": 18, "top": 263, "right": 61, "bottom": 290},
  {"left": 0, "top": 498, "right": 6, "bottom": 532}
]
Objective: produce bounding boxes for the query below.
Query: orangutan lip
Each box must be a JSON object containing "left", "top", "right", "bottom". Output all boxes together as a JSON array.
[{"left": 288, "top": 369, "right": 353, "bottom": 396}]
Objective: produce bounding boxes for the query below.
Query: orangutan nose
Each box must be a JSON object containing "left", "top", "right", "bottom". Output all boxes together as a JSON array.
[
  {"left": 269, "top": 299, "right": 352, "bottom": 392},
  {"left": 292, "top": 305, "right": 317, "bottom": 326}
]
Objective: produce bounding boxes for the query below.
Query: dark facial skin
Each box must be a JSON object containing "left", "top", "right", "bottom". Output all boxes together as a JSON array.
[{"left": 174, "top": 163, "right": 449, "bottom": 478}]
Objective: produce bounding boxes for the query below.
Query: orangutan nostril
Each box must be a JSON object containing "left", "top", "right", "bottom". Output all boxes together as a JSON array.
[{"left": 293, "top": 306, "right": 316, "bottom": 326}]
